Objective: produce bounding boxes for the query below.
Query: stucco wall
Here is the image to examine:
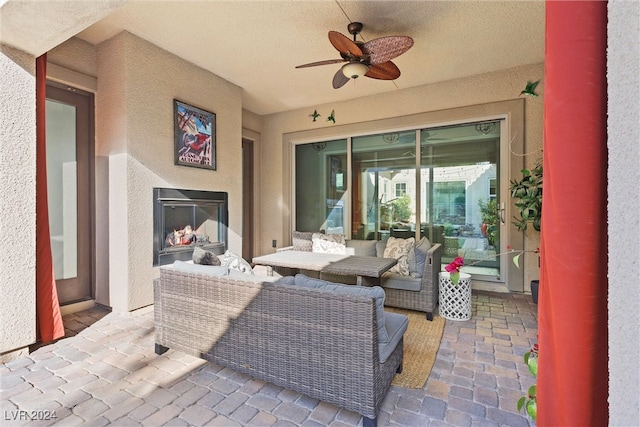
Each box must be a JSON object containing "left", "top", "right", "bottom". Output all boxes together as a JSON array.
[
  {"left": 257, "top": 63, "right": 544, "bottom": 287},
  {"left": 95, "top": 32, "right": 243, "bottom": 312},
  {"left": 0, "top": 45, "right": 37, "bottom": 358},
  {"left": 607, "top": 1, "right": 640, "bottom": 425}
]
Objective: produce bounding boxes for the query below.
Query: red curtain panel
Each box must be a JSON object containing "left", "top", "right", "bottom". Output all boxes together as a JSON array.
[
  {"left": 539, "top": 1, "right": 608, "bottom": 425},
  {"left": 36, "top": 54, "right": 65, "bottom": 343}
]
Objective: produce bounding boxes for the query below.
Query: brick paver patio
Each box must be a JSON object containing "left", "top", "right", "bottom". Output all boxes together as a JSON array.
[{"left": 1, "top": 290, "right": 537, "bottom": 426}]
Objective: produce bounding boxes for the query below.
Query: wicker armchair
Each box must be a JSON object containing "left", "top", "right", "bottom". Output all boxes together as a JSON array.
[
  {"left": 154, "top": 268, "right": 405, "bottom": 427},
  {"left": 382, "top": 242, "right": 443, "bottom": 320}
]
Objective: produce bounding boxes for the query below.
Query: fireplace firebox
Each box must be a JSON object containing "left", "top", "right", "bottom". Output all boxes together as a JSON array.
[{"left": 153, "top": 188, "right": 228, "bottom": 266}]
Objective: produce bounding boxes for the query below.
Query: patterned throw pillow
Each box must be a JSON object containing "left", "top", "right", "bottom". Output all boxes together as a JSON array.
[
  {"left": 311, "top": 233, "right": 346, "bottom": 254},
  {"left": 192, "top": 246, "right": 221, "bottom": 266},
  {"left": 383, "top": 237, "right": 416, "bottom": 276},
  {"left": 220, "top": 250, "right": 254, "bottom": 275},
  {"left": 292, "top": 230, "right": 315, "bottom": 252}
]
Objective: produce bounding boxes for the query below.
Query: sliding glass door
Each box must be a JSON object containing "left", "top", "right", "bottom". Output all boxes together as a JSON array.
[
  {"left": 351, "top": 131, "right": 416, "bottom": 241},
  {"left": 294, "top": 120, "right": 503, "bottom": 281},
  {"left": 295, "top": 140, "right": 347, "bottom": 233},
  {"left": 420, "top": 123, "right": 500, "bottom": 279}
]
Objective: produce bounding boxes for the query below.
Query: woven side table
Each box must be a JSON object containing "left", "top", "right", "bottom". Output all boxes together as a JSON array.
[{"left": 438, "top": 272, "right": 472, "bottom": 321}]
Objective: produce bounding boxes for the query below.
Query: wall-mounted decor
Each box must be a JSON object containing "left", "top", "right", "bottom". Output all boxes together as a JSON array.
[{"left": 174, "top": 100, "right": 216, "bottom": 170}]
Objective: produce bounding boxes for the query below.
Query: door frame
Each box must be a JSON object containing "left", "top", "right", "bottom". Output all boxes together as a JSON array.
[
  {"left": 46, "top": 82, "right": 95, "bottom": 304},
  {"left": 242, "top": 137, "right": 255, "bottom": 261}
]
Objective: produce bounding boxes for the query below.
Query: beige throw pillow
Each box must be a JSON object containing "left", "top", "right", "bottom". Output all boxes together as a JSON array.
[{"left": 383, "top": 237, "right": 415, "bottom": 276}]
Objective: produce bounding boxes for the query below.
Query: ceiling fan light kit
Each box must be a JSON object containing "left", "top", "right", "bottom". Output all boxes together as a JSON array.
[
  {"left": 342, "top": 62, "right": 369, "bottom": 79},
  {"left": 296, "top": 22, "right": 413, "bottom": 89}
]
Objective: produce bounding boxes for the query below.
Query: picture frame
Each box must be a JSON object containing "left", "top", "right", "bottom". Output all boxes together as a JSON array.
[{"left": 174, "top": 100, "right": 216, "bottom": 170}]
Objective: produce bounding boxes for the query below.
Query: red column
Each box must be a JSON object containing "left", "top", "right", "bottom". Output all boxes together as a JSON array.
[{"left": 539, "top": 1, "right": 608, "bottom": 425}]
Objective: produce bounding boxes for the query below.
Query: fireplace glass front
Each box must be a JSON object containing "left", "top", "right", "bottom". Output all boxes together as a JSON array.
[{"left": 153, "top": 188, "right": 228, "bottom": 266}]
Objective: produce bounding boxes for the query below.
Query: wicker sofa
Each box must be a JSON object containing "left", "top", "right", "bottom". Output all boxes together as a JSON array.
[
  {"left": 154, "top": 262, "right": 408, "bottom": 427},
  {"left": 281, "top": 232, "right": 443, "bottom": 320}
]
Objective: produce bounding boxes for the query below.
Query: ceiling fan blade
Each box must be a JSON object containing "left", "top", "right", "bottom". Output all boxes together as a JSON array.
[
  {"left": 295, "top": 58, "right": 346, "bottom": 69},
  {"left": 328, "top": 31, "right": 363, "bottom": 57},
  {"left": 362, "top": 36, "right": 414, "bottom": 65},
  {"left": 332, "top": 69, "right": 350, "bottom": 89},
  {"left": 365, "top": 61, "right": 401, "bottom": 80}
]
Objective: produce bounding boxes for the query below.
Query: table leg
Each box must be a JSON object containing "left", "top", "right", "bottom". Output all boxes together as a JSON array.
[{"left": 357, "top": 276, "right": 379, "bottom": 287}]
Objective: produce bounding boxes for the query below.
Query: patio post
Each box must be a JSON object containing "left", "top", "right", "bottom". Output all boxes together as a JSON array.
[{"left": 539, "top": 1, "right": 608, "bottom": 425}]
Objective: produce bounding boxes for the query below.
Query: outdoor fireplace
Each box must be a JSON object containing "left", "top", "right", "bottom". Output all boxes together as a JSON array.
[{"left": 153, "top": 188, "right": 228, "bottom": 266}]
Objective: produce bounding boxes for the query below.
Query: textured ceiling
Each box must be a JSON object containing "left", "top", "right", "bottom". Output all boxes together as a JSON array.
[{"left": 76, "top": 1, "right": 545, "bottom": 115}]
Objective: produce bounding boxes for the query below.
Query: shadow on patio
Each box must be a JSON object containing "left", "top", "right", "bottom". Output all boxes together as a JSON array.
[{"left": 2, "top": 291, "right": 537, "bottom": 426}]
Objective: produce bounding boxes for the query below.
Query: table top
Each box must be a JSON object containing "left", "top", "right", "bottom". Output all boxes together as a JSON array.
[
  {"left": 320, "top": 256, "right": 397, "bottom": 278},
  {"left": 252, "top": 251, "right": 349, "bottom": 271}
]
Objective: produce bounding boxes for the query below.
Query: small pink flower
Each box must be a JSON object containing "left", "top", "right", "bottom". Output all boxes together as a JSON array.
[{"left": 445, "top": 257, "right": 464, "bottom": 273}]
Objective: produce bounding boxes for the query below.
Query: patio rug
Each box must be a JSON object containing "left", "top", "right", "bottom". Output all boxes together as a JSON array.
[{"left": 388, "top": 307, "right": 446, "bottom": 389}]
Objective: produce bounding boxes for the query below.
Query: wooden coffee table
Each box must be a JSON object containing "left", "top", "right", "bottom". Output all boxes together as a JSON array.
[{"left": 321, "top": 256, "right": 397, "bottom": 286}]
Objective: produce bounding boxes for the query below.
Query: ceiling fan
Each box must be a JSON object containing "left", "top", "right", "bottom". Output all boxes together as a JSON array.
[{"left": 295, "top": 22, "right": 414, "bottom": 89}]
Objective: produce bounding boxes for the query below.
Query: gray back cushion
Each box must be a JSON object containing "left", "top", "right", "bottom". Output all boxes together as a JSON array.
[
  {"left": 346, "top": 239, "right": 377, "bottom": 257},
  {"left": 408, "top": 236, "right": 432, "bottom": 278}
]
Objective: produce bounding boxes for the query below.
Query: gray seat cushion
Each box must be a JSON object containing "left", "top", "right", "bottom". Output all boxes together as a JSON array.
[
  {"left": 293, "top": 274, "right": 390, "bottom": 344},
  {"left": 379, "top": 311, "right": 409, "bottom": 363},
  {"left": 380, "top": 272, "right": 422, "bottom": 292}
]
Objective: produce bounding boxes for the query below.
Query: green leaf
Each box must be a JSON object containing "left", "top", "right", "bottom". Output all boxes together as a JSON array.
[
  {"left": 526, "top": 399, "right": 537, "bottom": 420},
  {"left": 450, "top": 271, "right": 460, "bottom": 286},
  {"left": 513, "top": 253, "right": 522, "bottom": 268},
  {"left": 517, "top": 396, "right": 525, "bottom": 412},
  {"left": 527, "top": 355, "right": 538, "bottom": 377}
]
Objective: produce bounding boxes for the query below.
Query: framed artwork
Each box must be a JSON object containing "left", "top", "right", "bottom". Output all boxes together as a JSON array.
[{"left": 174, "top": 100, "right": 216, "bottom": 170}]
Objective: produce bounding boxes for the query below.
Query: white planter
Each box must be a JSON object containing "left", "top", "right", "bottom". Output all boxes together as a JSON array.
[{"left": 439, "top": 272, "right": 472, "bottom": 321}]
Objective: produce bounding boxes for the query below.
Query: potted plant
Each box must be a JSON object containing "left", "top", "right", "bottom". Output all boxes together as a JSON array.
[
  {"left": 510, "top": 162, "right": 543, "bottom": 233},
  {"left": 517, "top": 342, "right": 538, "bottom": 421},
  {"left": 510, "top": 161, "right": 543, "bottom": 303},
  {"left": 439, "top": 257, "right": 472, "bottom": 320}
]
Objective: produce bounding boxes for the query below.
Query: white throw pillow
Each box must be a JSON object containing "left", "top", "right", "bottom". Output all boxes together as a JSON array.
[
  {"left": 383, "top": 237, "right": 415, "bottom": 276},
  {"left": 312, "top": 233, "right": 346, "bottom": 254},
  {"left": 220, "top": 250, "right": 254, "bottom": 275}
]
